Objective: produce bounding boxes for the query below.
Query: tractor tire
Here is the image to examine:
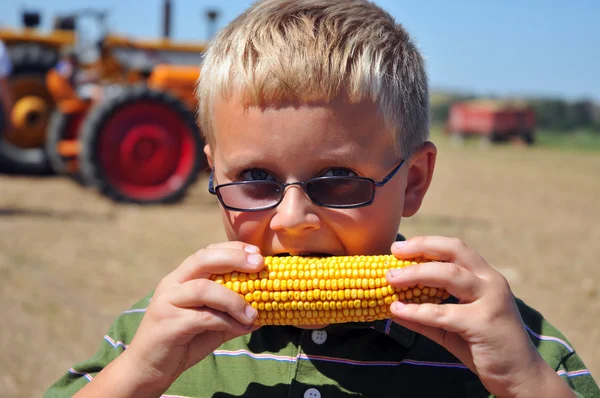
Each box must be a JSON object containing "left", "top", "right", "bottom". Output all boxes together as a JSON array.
[
  {"left": 46, "top": 110, "right": 86, "bottom": 185},
  {"left": 0, "top": 44, "right": 58, "bottom": 174},
  {"left": 79, "top": 85, "right": 207, "bottom": 204}
]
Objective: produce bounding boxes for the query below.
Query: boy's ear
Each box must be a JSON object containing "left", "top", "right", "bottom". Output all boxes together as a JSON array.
[
  {"left": 402, "top": 141, "right": 437, "bottom": 217},
  {"left": 204, "top": 144, "right": 214, "bottom": 169}
]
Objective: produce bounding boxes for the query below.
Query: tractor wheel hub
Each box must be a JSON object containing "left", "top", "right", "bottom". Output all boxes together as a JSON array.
[
  {"left": 120, "top": 125, "right": 177, "bottom": 185},
  {"left": 134, "top": 138, "right": 158, "bottom": 161},
  {"left": 11, "top": 96, "right": 49, "bottom": 130}
]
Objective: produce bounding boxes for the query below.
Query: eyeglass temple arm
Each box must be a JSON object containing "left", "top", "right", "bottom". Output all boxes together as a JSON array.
[
  {"left": 208, "top": 169, "right": 217, "bottom": 194},
  {"left": 374, "top": 159, "right": 405, "bottom": 187}
]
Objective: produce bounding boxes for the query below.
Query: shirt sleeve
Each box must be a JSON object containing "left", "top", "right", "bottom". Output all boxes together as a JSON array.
[
  {"left": 0, "top": 41, "right": 12, "bottom": 77},
  {"left": 515, "top": 298, "right": 600, "bottom": 397},
  {"left": 554, "top": 345, "right": 599, "bottom": 397},
  {"left": 43, "top": 293, "right": 153, "bottom": 397}
]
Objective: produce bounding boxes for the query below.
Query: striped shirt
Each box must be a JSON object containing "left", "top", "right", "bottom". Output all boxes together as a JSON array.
[
  {"left": 44, "top": 292, "right": 598, "bottom": 397},
  {"left": 44, "top": 230, "right": 598, "bottom": 398}
]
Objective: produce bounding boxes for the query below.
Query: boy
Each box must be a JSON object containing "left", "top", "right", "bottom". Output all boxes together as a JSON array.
[{"left": 45, "top": 0, "right": 598, "bottom": 397}]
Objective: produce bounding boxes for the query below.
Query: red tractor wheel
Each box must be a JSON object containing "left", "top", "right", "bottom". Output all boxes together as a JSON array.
[{"left": 79, "top": 86, "right": 206, "bottom": 204}]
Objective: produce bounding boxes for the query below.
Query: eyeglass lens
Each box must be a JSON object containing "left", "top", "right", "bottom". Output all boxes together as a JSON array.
[
  {"left": 217, "top": 177, "right": 374, "bottom": 209},
  {"left": 218, "top": 182, "right": 281, "bottom": 210},
  {"left": 307, "top": 177, "right": 373, "bottom": 206}
]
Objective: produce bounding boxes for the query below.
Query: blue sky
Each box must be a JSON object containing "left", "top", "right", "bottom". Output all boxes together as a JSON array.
[{"left": 1, "top": 0, "right": 599, "bottom": 101}]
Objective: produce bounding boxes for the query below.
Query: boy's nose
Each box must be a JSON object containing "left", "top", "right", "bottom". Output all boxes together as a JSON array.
[{"left": 269, "top": 185, "right": 321, "bottom": 234}]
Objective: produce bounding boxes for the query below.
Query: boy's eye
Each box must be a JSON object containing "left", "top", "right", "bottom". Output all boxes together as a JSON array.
[
  {"left": 322, "top": 168, "right": 357, "bottom": 178},
  {"left": 240, "top": 169, "right": 276, "bottom": 181}
]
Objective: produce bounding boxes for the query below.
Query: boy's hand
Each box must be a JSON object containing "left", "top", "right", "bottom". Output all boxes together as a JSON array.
[
  {"left": 121, "top": 242, "right": 262, "bottom": 393},
  {"left": 387, "top": 236, "right": 575, "bottom": 398}
]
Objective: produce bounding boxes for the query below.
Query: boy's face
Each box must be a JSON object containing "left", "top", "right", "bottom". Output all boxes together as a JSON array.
[
  {"left": 205, "top": 94, "right": 435, "bottom": 255},
  {"left": 206, "top": 96, "right": 436, "bottom": 257},
  {"left": 205, "top": 96, "right": 436, "bottom": 326}
]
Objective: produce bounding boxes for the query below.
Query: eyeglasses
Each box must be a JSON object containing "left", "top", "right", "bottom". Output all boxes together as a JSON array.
[{"left": 208, "top": 159, "right": 405, "bottom": 212}]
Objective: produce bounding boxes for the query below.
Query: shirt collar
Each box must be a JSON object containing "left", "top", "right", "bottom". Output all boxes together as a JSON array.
[
  {"left": 331, "top": 319, "right": 416, "bottom": 349},
  {"left": 373, "top": 319, "right": 416, "bottom": 348}
]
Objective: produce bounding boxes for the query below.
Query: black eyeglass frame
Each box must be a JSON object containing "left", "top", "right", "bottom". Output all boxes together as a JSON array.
[{"left": 208, "top": 159, "right": 405, "bottom": 212}]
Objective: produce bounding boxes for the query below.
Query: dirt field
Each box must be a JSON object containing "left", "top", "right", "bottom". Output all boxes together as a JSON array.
[{"left": 1, "top": 137, "right": 599, "bottom": 397}]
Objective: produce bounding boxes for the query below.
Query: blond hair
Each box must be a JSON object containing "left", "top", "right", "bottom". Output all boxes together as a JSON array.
[{"left": 196, "top": 0, "right": 429, "bottom": 159}]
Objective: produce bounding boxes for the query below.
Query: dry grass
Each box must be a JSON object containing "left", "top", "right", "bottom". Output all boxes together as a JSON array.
[{"left": 1, "top": 138, "right": 599, "bottom": 396}]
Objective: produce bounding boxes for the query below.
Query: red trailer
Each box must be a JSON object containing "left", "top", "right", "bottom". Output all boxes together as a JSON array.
[{"left": 447, "top": 100, "right": 536, "bottom": 144}]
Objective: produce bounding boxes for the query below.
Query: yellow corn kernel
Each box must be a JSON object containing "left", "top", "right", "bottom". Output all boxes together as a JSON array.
[{"left": 210, "top": 254, "right": 450, "bottom": 326}]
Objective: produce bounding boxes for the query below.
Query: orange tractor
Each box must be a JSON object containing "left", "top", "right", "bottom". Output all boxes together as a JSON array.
[
  {"left": 0, "top": 1, "right": 210, "bottom": 174},
  {"left": 2, "top": 2, "right": 214, "bottom": 204},
  {"left": 446, "top": 100, "right": 536, "bottom": 145},
  {"left": 43, "top": 11, "right": 208, "bottom": 204}
]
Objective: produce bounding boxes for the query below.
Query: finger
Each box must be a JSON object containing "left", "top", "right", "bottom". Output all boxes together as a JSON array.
[
  {"left": 206, "top": 241, "right": 261, "bottom": 253},
  {"left": 168, "top": 278, "right": 258, "bottom": 327},
  {"left": 176, "top": 306, "right": 255, "bottom": 336},
  {"left": 169, "top": 246, "right": 264, "bottom": 284},
  {"left": 390, "top": 317, "right": 474, "bottom": 371},
  {"left": 386, "top": 261, "right": 483, "bottom": 302},
  {"left": 389, "top": 301, "right": 468, "bottom": 333},
  {"left": 391, "top": 236, "right": 488, "bottom": 274}
]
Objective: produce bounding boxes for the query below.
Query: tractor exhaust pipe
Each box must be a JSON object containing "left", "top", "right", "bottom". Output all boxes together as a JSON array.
[
  {"left": 162, "top": 0, "right": 172, "bottom": 39},
  {"left": 205, "top": 9, "right": 220, "bottom": 40}
]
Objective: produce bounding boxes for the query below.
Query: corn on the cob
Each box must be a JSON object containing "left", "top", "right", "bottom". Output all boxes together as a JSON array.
[{"left": 211, "top": 254, "right": 450, "bottom": 326}]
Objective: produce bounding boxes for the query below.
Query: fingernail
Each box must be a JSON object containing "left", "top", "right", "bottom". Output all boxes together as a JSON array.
[
  {"left": 247, "top": 254, "right": 262, "bottom": 265},
  {"left": 387, "top": 268, "right": 402, "bottom": 278},
  {"left": 392, "top": 241, "right": 407, "bottom": 249},
  {"left": 245, "top": 305, "right": 257, "bottom": 320},
  {"left": 244, "top": 245, "right": 260, "bottom": 253},
  {"left": 392, "top": 301, "right": 406, "bottom": 311}
]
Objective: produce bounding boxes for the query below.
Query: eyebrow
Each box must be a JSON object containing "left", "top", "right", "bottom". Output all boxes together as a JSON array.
[
  {"left": 222, "top": 153, "right": 363, "bottom": 173},
  {"left": 235, "top": 144, "right": 364, "bottom": 162}
]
